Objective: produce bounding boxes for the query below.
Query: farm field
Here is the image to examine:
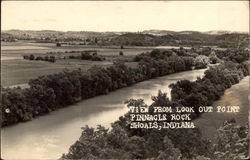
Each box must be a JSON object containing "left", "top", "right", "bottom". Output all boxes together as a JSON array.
[
  {"left": 1, "top": 59, "right": 113, "bottom": 86},
  {"left": 1, "top": 41, "right": 153, "bottom": 56},
  {"left": 1, "top": 41, "right": 147, "bottom": 86}
]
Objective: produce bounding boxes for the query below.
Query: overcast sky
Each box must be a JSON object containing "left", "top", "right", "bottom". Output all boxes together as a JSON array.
[{"left": 1, "top": 1, "right": 249, "bottom": 32}]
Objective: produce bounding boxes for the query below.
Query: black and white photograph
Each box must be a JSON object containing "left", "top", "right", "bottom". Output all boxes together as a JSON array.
[{"left": 1, "top": 1, "right": 249, "bottom": 160}]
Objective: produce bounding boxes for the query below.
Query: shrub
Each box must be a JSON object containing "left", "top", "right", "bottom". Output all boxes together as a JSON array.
[
  {"left": 56, "top": 43, "right": 61, "bottom": 47},
  {"left": 29, "top": 54, "right": 35, "bottom": 60},
  {"left": 23, "top": 55, "right": 29, "bottom": 60},
  {"left": 119, "top": 51, "right": 124, "bottom": 56}
]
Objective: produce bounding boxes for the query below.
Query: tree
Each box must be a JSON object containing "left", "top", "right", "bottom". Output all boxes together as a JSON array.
[
  {"left": 126, "top": 136, "right": 146, "bottom": 159},
  {"left": 94, "top": 38, "right": 98, "bottom": 44},
  {"left": 194, "top": 55, "right": 209, "bottom": 69},
  {"left": 119, "top": 51, "right": 124, "bottom": 56},
  {"left": 29, "top": 54, "right": 35, "bottom": 60},
  {"left": 23, "top": 55, "right": 29, "bottom": 60},
  {"left": 56, "top": 42, "right": 61, "bottom": 47},
  {"left": 213, "top": 122, "right": 249, "bottom": 160},
  {"left": 49, "top": 56, "right": 56, "bottom": 63},
  {"left": 157, "top": 136, "right": 182, "bottom": 160}
]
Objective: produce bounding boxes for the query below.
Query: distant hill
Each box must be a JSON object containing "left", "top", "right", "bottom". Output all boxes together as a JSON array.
[
  {"left": 110, "top": 33, "right": 157, "bottom": 46},
  {"left": 112, "top": 31, "right": 249, "bottom": 48},
  {"left": 1, "top": 29, "right": 249, "bottom": 48},
  {"left": 1, "top": 29, "right": 118, "bottom": 41},
  {"left": 142, "top": 30, "right": 176, "bottom": 36},
  {"left": 142, "top": 29, "right": 248, "bottom": 36},
  {"left": 111, "top": 31, "right": 215, "bottom": 46},
  {"left": 204, "top": 30, "right": 248, "bottom": 35}
]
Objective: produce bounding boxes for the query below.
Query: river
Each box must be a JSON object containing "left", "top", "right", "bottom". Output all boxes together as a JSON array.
[
  {"left": 1, "top": 69, "right": 248, "bottom": 159},
  {"left": 1, "top": 69, "right": 205, "bottom": 159}
]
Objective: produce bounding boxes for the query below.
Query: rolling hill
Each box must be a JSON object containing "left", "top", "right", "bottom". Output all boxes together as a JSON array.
[{"left": 1, "top": 29, "right": 249, "bottom": 48}]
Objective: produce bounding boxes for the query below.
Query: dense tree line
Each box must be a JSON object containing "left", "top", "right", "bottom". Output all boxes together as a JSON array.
[
  {"left": 61, "top": 60, "right": 249, "bottom": 160},
  {"left": 23, "top": 54, "right": 56, "bottom": 62},
  {"left": 69, "top": 52, "right": 105, "bottom": 61},
  {"left": 47, "top": 50, "right": 97, "bottom": 54},
  {"left": 61, "top": 116, "right": 248, "bottom": 160},
  {"left": 1, "top": 49, "right": 201, "bottom": 126},
  {"left": 214, "top": 49, "right": 249, "bottom": 63},
  {"left": 3, "top": 30, "right": 249, "bottom": 48},
  {"left": 170, "top": 61, "right": 249, "bottom": 118},
  {"left": 108, "top": 32, "right": 249, "bottom": 48},
  {"left": 193, "top": 47, "right": 249, "bottom": 64},
  {"left": 135, "top": 49, "right": 209, "bottom": 70}
]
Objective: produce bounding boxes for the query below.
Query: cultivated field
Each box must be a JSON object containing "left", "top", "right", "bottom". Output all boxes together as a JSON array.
[
  {"left": 1, "top": 41, "right": 153, "bottom": 56},
  {"left": 1, "top": 41, "right": 151, "bottom": 86}
]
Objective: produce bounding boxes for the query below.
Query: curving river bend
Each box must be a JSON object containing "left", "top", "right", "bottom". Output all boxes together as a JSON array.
[{"left": 1, "top": 69, "right": 248, "bottom": 159}]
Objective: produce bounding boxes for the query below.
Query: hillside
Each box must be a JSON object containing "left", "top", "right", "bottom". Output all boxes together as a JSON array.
[
  {"left": 1, "top": 30, "right": 118, "bottom": 41},
  {"left": 1, "top": 29, "right": 249, "bottom": 48}
]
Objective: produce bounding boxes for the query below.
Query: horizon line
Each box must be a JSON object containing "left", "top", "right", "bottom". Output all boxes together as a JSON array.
[{"left": 2, "top": 28, "right": 249, "bottom": 34}]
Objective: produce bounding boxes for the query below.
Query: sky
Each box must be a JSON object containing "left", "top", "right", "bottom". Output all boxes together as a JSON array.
[{"left": 1, "top": 1, "right": 249, "bottom": 32}]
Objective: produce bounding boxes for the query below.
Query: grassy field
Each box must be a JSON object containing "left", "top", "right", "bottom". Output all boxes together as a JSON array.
[
  {"left": 1, "top": 41, "right": 153, "bottom": 56},
  {"left": 1, "top": 41, "right": 148, "bottom": 86},
  {"left": 1, "top": 59, "right": 114, "bottom": 86},
  {"left": 1, "top": 41, "right": 153, "bottom": 61}
]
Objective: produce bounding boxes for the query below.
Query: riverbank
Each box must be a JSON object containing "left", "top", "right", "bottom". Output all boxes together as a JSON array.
[
  {"left": 2, "top": 49, "right": 207, "bottom": 127},
  {"left": 1, "top": 68, "right": 207, "bottom": 159},
  {"left": 61, "top": 61, "right": 249, "bottom": 160},
  {"left": 194, "top": 75, "right": 249, "bottom": 139}
]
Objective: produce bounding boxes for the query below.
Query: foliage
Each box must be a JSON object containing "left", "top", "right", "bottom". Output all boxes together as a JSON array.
[
  {"left": 56, "top": 42, "right": 61, "bottom": 47},
  {"left": 212, "top": 122, "right": 249, "bottom": 160},
  {"left": 23, "top": 54, "right": 56, "bottom": 63},
  {"left": 67, "top": 51, "right": 104, "bottom": 61},
  {"left": 3, "top": 48, "right": 249, "bottom": 126},
  {"left": 61, "top": 64, "right": 249, "bottom": 159},
  {"left": 1, "top": 49, "right": 201, "bottom": 126},
  {"left": 119, "top": 51, "right": 124, "bottom": 56},
  {"left": 194, "top": 55, "right": 209, "bottom": 69},
  {"left": 214, "top": 49, "right": 249, "bottom": 63},
  {"left": 170, "top": 61, "right": 249, "bottom": 117},
  {"left": 29, "top": 54, "right": 35, "bottom": 60},
  {"left": 2, "top": 30, "right": 249, "bottom": 48}
]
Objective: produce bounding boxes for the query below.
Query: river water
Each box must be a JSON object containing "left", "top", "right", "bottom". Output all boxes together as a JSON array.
[{"left": 1, "top": 69, "right": 248, "bottom": 160}]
